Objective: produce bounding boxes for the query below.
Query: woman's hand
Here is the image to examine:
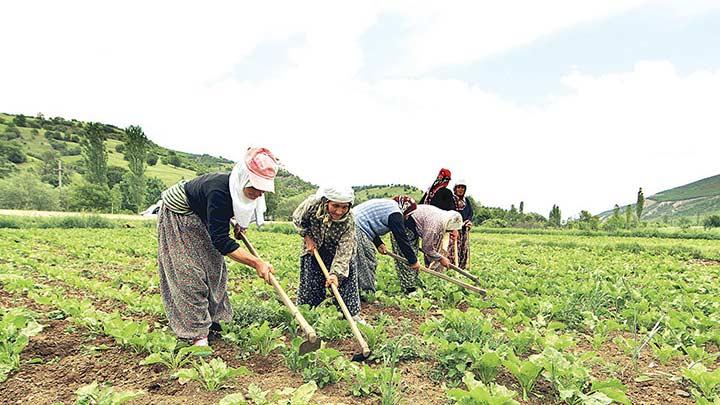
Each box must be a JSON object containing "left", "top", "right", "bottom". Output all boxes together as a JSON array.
[
  {"left": 325, "top": 273, "right": 339, "bottom": 288},
  {"left": 255, "top": 261, "right": 274, "bottom": 284},
  {"left": 409, "top": 261, "right": 421, "bottom": 271},
  {"left": 233, "top": 223, "right": 246, "bottom": 240},
  {"left": 377, "top": 244, "right": 388, "bottom": 254},
  {"left": 304, "top": 235, "right": 317, "bottom": 252},
  {"left": 439, "top": 256, "right": 451, "bottom": 269}
]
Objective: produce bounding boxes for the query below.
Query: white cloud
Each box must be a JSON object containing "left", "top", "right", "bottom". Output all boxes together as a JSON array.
[{"left": 1, "top": 1, "right": 718, "bottom": 218}]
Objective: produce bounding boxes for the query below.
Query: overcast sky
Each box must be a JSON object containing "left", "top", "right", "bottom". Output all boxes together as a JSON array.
[{"left": 2, "top": 0, "right": 719, "bottom": 218}]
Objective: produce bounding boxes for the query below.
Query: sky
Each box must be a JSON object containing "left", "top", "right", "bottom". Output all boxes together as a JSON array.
[{"left": 1, "top": 0, "right": 719, "bottom": 218}]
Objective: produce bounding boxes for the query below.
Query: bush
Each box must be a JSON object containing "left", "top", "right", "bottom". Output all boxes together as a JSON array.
[
  {"left": 481, "top": 218, "right": 508, "bottom": 228},
  {"left": 115, "top": 143, "right": 125, "bottom": 153},
  {"left": 0, "top": 172, "right": 60, "bottom": 210},
  {"left": 164, "top": 154, "right": 182, "bottom": 167},
  {"left": 0, "top": 143, "right": 26, "bottom": 164},
  {"left": 146, "top": 152, "right": 158, "bottom": 166},
  {"left": 67, "top": 181, "right": 112, "bottom": 212},
  {"left": 704, "top": 215, "right": 720, "bottom": 229}
]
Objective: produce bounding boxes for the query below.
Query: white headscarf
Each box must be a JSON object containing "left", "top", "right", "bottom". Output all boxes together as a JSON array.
[
  {"left": 443, "top": 210, "right": 463, "bottom": 231},
  {"left": 315, "top": 185, "right": 355, "bottom": 204},
  {"left": 229, "top": 161, "right": 267, "bottom": 228}
]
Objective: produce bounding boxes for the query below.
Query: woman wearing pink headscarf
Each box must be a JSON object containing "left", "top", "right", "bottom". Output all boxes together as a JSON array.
[{"left": 157, "top": 147, "right": 278, "bottom": 346}]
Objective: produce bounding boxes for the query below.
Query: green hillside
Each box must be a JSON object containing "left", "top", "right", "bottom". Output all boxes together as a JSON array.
[
  {"left": 353, "top": 184, "right": 424, "bottom": 204},
  {"left": 0, "top": 112, "right": 232, "bottom": 186},
  {"left": 598, "top": 174, "right": 720, "bottom": 222},
  {"left": 650, "top": 174, "right": 720, "bottom": 202},
  {"left": 1, "top": 112, "right": 426, "bottom": 218}
]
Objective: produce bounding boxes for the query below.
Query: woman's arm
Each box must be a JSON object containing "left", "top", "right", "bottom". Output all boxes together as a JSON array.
[{"left": 227, "top": 248, "right": 274, "bottom": 283}]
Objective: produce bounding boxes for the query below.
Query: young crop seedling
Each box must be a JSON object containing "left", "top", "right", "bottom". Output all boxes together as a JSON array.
[
  {"left": 74, "top": 381, "right": 144, "bottom": 405},
  {"left": 446, "top": 372, "right": 519, "bottom": 405},
  {"left": 141, "top": 345, "right": 213, "bottom": 371},
  {"left": 503, "top": 352, "right": 544, "bottom": 401},
  {"left": 173, "top": 357, "right": 251, "bottom": 391}
]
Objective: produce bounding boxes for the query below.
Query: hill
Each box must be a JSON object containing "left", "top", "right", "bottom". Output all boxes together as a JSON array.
[
  {"left": 0, "top": 112, "right": 425, "bottom": 218},
  {"left": 0, "top": 112, "right": 232, "bottom": 186},
  {"left": 598, "top": 174, "right": 720, "bottom": 222}
]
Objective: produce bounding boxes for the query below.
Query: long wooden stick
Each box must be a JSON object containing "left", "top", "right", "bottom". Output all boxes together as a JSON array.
[
  {"left": 237, "top": 231, "right": 317, "bottom": 343},
  {"left": 312, "top": 250, "right": 370, "bottom": 357},
  {"left": 445, "top": 259, "right": 481, "bottom": 285},
  {"left": 453, "top": 238, "right": 459, "bottom": 266},
  {"left": 384, "top": 251, "right": 486, "bottom": 296}
]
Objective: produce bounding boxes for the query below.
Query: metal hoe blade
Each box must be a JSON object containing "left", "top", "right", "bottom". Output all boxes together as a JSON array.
[{"left": 299, "top": 338, "right": 321, "bottom": 355}]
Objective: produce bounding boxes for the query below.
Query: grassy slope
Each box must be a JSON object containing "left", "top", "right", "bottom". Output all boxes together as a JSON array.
[
  {"left": 353, "top": 185, "right": 424, "bottom": 205},
  {"left": 650, "top": 174, "right": 720, "bottom": 202},
  {"left": 598, "top": 173, "right": 720, "bottom": 221},
  {"left": 1, "top": 115, "right": 214, "bottom": 186}
]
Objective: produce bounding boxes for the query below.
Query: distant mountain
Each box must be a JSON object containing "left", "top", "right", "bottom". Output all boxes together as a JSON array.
[{"left": 599, "top": 174, "right": 720, "bottom": 221}]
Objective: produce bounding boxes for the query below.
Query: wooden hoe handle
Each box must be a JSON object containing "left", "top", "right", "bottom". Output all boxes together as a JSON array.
[
  {"left": 312, "top": 249, "right": 370, "bottom": 356},
  {"left": 238, "top": 231, "right": 317, "bottom": 343},
  {"left": 384, "top": 251, "right": 486, "bottom": 296}
]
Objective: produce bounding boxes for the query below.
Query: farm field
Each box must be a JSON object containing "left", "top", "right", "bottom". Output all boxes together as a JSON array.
[{"left": 0, "top": 228, "right": 719, "bottom": 404}]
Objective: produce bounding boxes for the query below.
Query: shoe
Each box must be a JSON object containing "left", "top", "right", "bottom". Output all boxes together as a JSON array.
[
  {"left": 352, "top": 314, "right": 367, "bottom": 326},
  {"left": 192, "top": 337, "right": 209, "bottom": 347}
]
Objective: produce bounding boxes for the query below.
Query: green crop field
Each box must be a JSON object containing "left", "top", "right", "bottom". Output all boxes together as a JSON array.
[{"left": 1, "top": 227, "right": 719, "bottom": 404}]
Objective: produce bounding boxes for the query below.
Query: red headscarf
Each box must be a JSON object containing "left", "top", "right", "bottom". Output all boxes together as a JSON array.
[{"left": 423, "top": 168, "right": 451, "bottom": 204}]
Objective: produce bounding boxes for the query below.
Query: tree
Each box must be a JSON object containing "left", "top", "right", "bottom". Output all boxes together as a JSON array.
[
  {"left": 81, "top": 123, "right": 108, "bottom": 185},
  {"left": 704, "top": 215, "right": 720, "bottom": 229},
  {"left": 636, "top": 187, "right": 644, "bottom": 221},
  {"left": 123, "top": 125, "right": 148, "bottom": 212},
  {"left": 144, "top": 176, "right": 165, "bottom": 206},
  {"left": 146, "top": 151, "right": 158, "bottom": 166},
  {"left": 107, "top": 166, "right": 129, "bottom": 189},
  {"left": 605, "top": 204, "right": 625, "bottom": 230},
  {"left": 519, "top": 201, "right": 524, "bottom": 214},
  {"left": 13, "top": 114, "right": 26, "bottom": 127},
  {"left": 67, "top": 180, "right": 112, "bottom": 212},
  {"left": 576, "top": 210, "right": 600, "bottom": 230},
  {"left": 0, "top": 172, "right": 60, "bottom": 211},
  {"left": 0, "top": 142, "right": 26, "bottom": 164},
  {"left": 624, "top": 205, "right": 634, "bottom": 228},
  {"left": 548, "top": 205, "right": 562, "bottom": 227}
]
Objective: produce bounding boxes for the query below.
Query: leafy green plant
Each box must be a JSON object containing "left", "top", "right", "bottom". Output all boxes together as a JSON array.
[
  {"left": 503, "top": 352, "right": 544, "bottom": 401},
  {"left": 282, "top": 337, "right": 309, "bottom": 372},
  {"left": 447, "top": 372, "right": 519, "bottom": 405},
  {"left": 74, "top": 381, "right": 143, "bottom": 405},
  {"left": 421, "top": 308, "right": 497, "bottom": 346},
  {"left": 683, "top": 364, "right": 720, "bottom": 403},
  {"left": 141, "top": 345, "right": 213, "bottom": 371},
  {"left": 247, "top": 321, "right": 285, "bottom": 356},
  {"left": 240, "top": 381, "right": 318, "bottom": 405},
  {"left": 351, "top": 365, "right": 401, "bottom": 398},
  {"left": 0, "top": 308, "right": 43, "bottom": 382},
  {"left": 173, "top": 357, "right": 251, "bottom": 391},
  {"left": 475, "top": 348, "right": 505, "bottom": 384},
  {"left": 299, "top": 348, "right": 353, "bottom": 388},
  {"left": 651, "top": 342, "right": 681, "bottom": 365},
  {"left": 358, "top": 322, "right": 388, "bottom": 352},
  {"left": 686, "top": 345, "right": 720, "bottom": 366}
]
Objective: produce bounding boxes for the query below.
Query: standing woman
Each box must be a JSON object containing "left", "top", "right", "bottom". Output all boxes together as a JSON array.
[
  {"left": 391, "top": 204, "right": 463, "bottom": 292},
  {"left": 448, "top": 179, "right": 474, "bottom": 269},
  {"left": 292, "top": 186, "right": 362, "bottom": 320},
  {"left": 420, "top": 168, "right": 454, "bottom": 210},
  {"left": 157, "top": 147, "right": 278, "bottom": 346},
  {"left": 353, "top": 196, "right": 420, "bottom": 294}
]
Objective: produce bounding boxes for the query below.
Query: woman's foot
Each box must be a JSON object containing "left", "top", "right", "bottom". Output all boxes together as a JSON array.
[
  {"left": 352, "top": 314, "right": 367, "bottom": 326},
  {"left": 192, "top": 336, "right": 209, "bottom": 347}
]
